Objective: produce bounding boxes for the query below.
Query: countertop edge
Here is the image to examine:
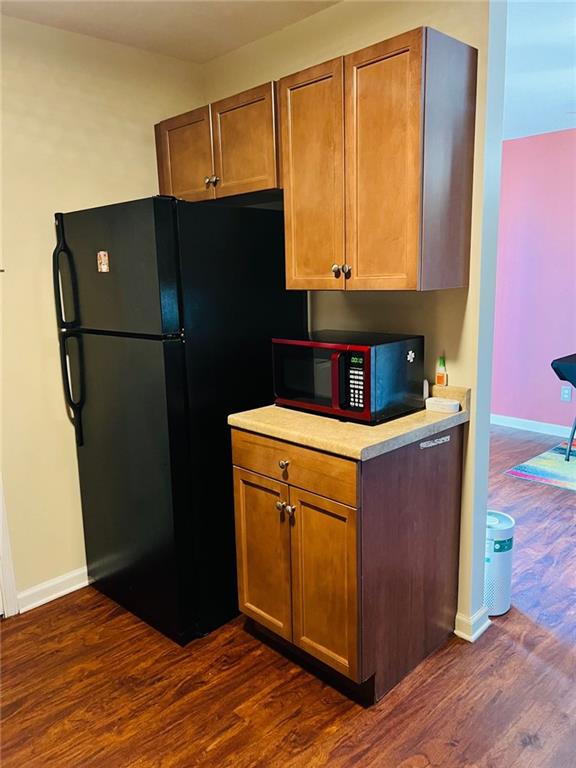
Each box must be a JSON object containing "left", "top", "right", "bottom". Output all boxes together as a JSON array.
[
  {"left": 358, "top": 410, "right": 470, "bottom": 461},
  {"left": 228, "top": 408, "right": 470, "bottom": 461}
]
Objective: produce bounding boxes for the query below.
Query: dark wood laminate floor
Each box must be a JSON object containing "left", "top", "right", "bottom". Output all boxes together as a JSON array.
[{"left": 2, "top": 427, "right": 575, "bottom": 767}]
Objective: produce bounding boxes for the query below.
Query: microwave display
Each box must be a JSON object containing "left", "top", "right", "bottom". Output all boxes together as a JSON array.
[{"left": 346, "top": 352, "right": 365, "bottom": 410}]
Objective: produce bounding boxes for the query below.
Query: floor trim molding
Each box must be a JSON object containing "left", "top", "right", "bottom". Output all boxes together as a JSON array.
[
  {"left": 18, "top": 567, "right": 89, "bottom": 613},
  {"left": 454, "top": 606, "right": 492, "bottom": 642},
  {"left": 490, "top": 414, "right": 571, "bottom": 438}
]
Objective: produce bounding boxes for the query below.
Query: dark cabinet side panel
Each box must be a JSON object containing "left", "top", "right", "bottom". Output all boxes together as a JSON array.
[
  {"left": 420, "top": 29, "right": 477, "bottom": 289},
  {"left": 360, "top": 426, "right": 463, "bottom": 698}
]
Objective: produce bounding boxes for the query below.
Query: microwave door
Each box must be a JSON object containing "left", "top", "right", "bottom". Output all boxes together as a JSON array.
[{"left": 274, "top": 344, "right": 333, "bottom": 407}]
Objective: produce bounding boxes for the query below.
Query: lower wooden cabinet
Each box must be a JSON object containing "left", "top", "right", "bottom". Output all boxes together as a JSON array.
[
  {"left": 289, "top": 487, "right": 358, "bottom": 680},
  {"left": 233, "top": 467, "right": 359, "bottom": 678},
  {"left": 234, "top": 469, "right": 292, "bottom": 639},
  {"left": 231, "top": 425, "right": 464, "bottom": 702}
]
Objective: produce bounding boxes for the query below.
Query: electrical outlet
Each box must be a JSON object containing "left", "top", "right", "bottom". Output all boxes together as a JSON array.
[{"left": 560, "top": 385, "right": 572, "bottom": 402}]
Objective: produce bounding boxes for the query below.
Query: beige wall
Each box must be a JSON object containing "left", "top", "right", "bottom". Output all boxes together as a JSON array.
[
  {"left": 200, "top": 0, "right": 497, "bottom": 634},
  {"left": 1, "top": 16, "right": 203, "bottom": 591}
]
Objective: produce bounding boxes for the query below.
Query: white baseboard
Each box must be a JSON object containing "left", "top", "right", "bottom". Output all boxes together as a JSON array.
[
  {"left": 454, "top": 606, "right": 492, "bottom": 642},
  {"left": 490, "top": 413, "right": 572, "bottom": 438},
  {"left": 18, "top": 566, "right": 89, "bottom": 613}
]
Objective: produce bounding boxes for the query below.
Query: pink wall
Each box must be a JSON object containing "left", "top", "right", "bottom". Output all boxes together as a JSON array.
[{"left": 492, "top": 128, "right": 576, "bottom": 427}]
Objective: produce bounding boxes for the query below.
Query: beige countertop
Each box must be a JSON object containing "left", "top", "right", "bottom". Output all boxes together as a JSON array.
[{"left": 228, "top": 386, "right": 471, "bottom": 461}]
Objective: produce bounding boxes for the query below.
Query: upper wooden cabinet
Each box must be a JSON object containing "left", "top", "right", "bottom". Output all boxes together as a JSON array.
[
  {"left": 345, "top": 30, "right": 423, "bottom": 290},
  {"left": 155, "top": 28, "right": 476, "bottom": 290},
  {"left": 155, "top": 82, "right": 279, "bottom": 201},
  {"left": 155, "top": 106, "right": 215, "bottom": 202},
  {"left": 211, "top": 82, "right": 279, "bottom": 197},
  {"left": 289, "top": 486, "right": 358, "bottom": 680},
  {"left": 280, "top": 59, "right": 345, "bottom": 290},
  {"left": 279, "top": 27, "right": 478, "bottom": 290}
]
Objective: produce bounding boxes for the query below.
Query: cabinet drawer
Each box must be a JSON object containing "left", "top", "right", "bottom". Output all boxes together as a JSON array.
[{"left": 231, "top": 429, "right": 358, "bottom": 506}]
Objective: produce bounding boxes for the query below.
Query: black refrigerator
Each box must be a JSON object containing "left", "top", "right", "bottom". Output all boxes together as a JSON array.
[{"left": 53, "top": 196, "right": 307, "bottom": 644}]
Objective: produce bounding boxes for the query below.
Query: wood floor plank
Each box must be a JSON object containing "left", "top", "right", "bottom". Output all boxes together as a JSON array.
[{"left": 1, "top": 427, "right": 575, "bottom": 767}]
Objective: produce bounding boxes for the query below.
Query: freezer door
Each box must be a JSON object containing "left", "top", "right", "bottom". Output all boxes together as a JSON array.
[
  {"left": 55, "top": 197, "right": 180, "bottom": 335},
  {"left": 72, "top": 333, "right": 194, "bottom": 641}
]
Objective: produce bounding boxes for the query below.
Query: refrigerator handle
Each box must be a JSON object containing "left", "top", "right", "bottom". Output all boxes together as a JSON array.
[
  {"left": 58, "top": 332, "right": 85, "bottom": 447},
  {"left": 53, "top": 213, "right": 79, "bottom": 329}
]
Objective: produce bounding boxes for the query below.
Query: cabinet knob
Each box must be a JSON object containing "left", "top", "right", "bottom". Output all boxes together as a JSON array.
[
  {"left": 285, "top": 505, "right": 295, "bottom": 517},
  {"left": 204, "top": 176, "right": 211, "bottom": 186},
  {"left": 341, "top": 264, "right": 351, "bottom": 276},
  {"left": 278, "top": 459, "right": 290, "bottom": 470},
  {"left": 209, "top": 175, "right": 220, "bottom": 186},
  {"left": 275, "top": 500, "right": 287, "bottom": 512},
  {"left": 331, "top": 264, "right": 341, "bottom": 277}
]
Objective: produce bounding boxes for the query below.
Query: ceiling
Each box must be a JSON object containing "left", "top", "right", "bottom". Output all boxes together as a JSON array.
[
  {"left": 0, "top": 1, "right": 337, "bottom": 64},
  {"left": 504, "top": 0, "right": 576, "bottom": 139}
]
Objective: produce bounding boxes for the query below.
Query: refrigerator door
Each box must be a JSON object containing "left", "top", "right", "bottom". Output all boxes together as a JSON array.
[
  {"left": 55, "top": 197, "right": 180, "bottom": 336},
  {"left": 69, "top": 331, "right": 195, "bottom": 642},
  {"left": 176, "top": 204, "right": 307, "bottom": 630}
]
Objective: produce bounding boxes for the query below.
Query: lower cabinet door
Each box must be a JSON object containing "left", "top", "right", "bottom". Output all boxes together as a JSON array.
[
  {"left": 233, "top": 468, "right": 292, "bottom": 639},
  {"left": 289, "top": 488, "right": 359, "bottom": 680}
]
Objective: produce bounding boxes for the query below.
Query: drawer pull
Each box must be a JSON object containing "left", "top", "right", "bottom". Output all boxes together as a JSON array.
[{"left": 278, "top": 459, "right": 290, "bottom": 470}]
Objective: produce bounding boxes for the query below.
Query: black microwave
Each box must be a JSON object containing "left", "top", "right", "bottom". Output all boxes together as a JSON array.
[{"left": 272, "top": 330, "right": 425, "bottom": 425}]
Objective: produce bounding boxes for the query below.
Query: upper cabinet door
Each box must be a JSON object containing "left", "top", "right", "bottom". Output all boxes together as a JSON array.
[
  {"left": 279, "top": 59, "right": 345, "bottom": 290},
  {"left": 155, "top": 106, "right": 215, "bottom": 201},
  {"left": 211, "top": 82, "right": 279, "bottom": 198},
  {"left": 345, "top": 29, "right": 424, "bottom": 290}
]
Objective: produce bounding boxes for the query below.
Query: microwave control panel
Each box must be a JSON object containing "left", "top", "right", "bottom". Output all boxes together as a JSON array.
[{"left": 347, "top": 353, "right": 365, "bottom": 410}]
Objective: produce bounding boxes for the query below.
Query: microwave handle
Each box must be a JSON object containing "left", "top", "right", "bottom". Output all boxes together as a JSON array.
[{"left": 331, "top": 351, "right": 343, "bottom": 410}]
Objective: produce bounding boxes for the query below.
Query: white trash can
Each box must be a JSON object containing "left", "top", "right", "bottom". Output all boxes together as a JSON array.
[{"left": 484, "top": 511, "right": 515, "bottom": 616}]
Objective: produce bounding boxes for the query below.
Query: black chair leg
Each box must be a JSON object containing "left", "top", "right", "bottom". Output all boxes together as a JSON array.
[{"left": 566, "top": 415, "right": 576, "bottom": 462}]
